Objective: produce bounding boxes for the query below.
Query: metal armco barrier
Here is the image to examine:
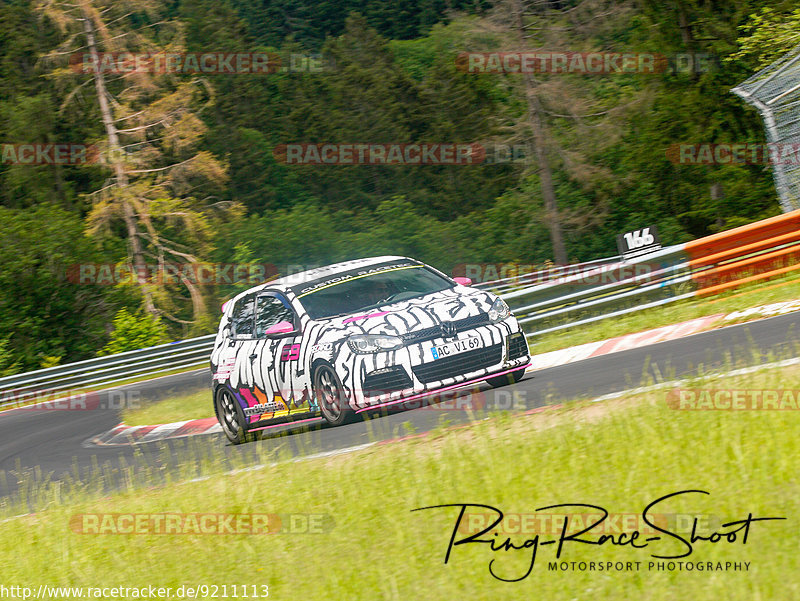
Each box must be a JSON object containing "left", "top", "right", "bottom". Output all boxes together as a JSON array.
[
  {"left": 1, "top": 210, "right": 798, "bottom": 408},
  {"left": 473, "top": 255, "right": 623, "bottom": 293},
  {"left": 499, "top": 245, "right": 693, "bottom": 337},
  {"left": 505, "top": 209, "right": 800, "bottom": 336},
  {"left": 0, "top": 336, "right": 215, "bottom": 409}
]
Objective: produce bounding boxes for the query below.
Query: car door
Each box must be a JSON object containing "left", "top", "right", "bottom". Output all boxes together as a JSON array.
[
  {"left": 224, "top": 293, "right": 263, "bottom": 425},
  {"left": 252, "top": 292, "right": 311, "bottom": 419}
]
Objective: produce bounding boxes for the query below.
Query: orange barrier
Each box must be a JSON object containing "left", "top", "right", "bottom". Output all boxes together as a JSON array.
[
  {"left": 685, "top": 209, "right": 800, "bottom": 259},
  {"left": 693, "top": 245, "right": 800, "bottom": 289},
  {"left": 685, "top": 209, "right": 800, "bottom": 295},
  {"left": 696, "top": 262, "right": 800, "bottom": 297},
  {"left": 688, "top": 229, "right": 800, "bottom": 268},
  {"left": 704, "top": 276, "right": 800, "bottom": 304}
]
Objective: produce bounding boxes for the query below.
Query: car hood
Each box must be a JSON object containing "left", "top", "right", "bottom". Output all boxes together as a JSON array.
[{"left": 327, "top": 288, "right": 496, "bottom": 337}]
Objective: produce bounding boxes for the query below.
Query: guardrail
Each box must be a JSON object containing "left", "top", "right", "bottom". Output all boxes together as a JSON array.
[
  {"left": 473, "top": 255, "right": 623, "bottom": 293},
  {"left": 0, "top": 336, "right": 214, "bottom": 409},
  {"left": 502, "top": 245, "right": 693, "bottom": 337},
  {"left": 503, "top": 209, "right": 800, "bottom": 337},
  {"left": 2, "top": 209, "right": 798, "bottom": 409}
]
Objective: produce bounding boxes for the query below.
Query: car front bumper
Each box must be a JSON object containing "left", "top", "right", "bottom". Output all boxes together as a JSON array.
[{"left": 343, "top": 324, "right": 530, "bottom": 410}]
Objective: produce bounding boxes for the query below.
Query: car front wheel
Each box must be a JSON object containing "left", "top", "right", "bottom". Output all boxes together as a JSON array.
[
  {"left": 313, "top": 364, "right": 355, "bottom": 426},
  {"left": 485, "top": 367, "right": 526, "bottom": 389}
]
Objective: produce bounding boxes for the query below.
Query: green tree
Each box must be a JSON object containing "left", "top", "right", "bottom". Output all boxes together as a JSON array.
[
  {"left": 0, "top": 205, "right": 112, "bottom": 372},
  {"left": 98, "top": 308, "right": 169, "bottom": 355},
  {"left": 729, "top": 7, "right": 800, "bottom": 68},
  {"left": 36, "top": 0, "right": 231, "bottom": 329}
]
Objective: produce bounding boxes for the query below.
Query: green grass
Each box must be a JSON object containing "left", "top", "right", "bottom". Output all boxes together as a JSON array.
[
  {"left": 2, "top": 362, "right": 798, "bottom": 600},
  {"left": 526, "top": 268, "right": 800, "bottom": 355},
  {"left": 121, "top": 388, "right": 213, "bottom": 426}
]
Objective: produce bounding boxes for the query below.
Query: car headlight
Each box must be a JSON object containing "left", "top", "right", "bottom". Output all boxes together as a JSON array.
[
  {"left": 347, "top": 334, "right": 404, "bottom": 354},
  {"left": 488, "top": 297, "right": 511, "bottom": 322}
]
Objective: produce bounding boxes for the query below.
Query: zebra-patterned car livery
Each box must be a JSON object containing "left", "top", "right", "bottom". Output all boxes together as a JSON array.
[{"left": 210, "top": 256, "right": 530, "bottom": 443}]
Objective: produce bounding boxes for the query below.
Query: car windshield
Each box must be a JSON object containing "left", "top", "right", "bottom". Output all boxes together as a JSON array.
[{"left": 295, "top": 262, "right": 454, "bottom": 320}]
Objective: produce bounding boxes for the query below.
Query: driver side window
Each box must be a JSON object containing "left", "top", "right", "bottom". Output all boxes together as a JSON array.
[{"left": 255, "top": 294, "right": 296, "bottom": 337}]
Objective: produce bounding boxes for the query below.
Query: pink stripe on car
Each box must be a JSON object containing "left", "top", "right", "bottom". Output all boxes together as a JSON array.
[{"left": 342, "top": 311, "right": 390, "bottom": 324}]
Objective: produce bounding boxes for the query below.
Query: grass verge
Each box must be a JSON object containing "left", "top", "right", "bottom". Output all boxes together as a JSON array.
[
  {"left": 1, "top": 362, "right": 798, "bottom": 600},
  {"left": 120, "top": 388, "right": 213, "bottom": 426}
]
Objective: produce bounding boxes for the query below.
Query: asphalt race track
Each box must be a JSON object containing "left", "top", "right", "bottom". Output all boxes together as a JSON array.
[{"left": 1, "top": 311, "right": 798, "bottom": 502}]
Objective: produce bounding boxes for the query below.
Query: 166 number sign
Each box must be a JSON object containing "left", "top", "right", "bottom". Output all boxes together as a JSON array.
[{"left": 617, "top": 226, "right": 661, "bottom": 259}]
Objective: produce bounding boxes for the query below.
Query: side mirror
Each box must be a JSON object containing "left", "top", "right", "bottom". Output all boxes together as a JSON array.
[
  {"left": 264, "top": 320, "right": 295, "bottom": 336},
  {"left": 453, "top": 276, "right": 473, "bottom": 286}
]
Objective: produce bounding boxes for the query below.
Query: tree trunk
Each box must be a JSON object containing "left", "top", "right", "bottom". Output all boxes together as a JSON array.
[
  {"left": 80, "top": 0, "right": 157, "bottom": 314},
  {"left": 711, "top": 182, "right": 724, "bottom": 230},
  {"left": 512, "top": 0, "right": 568, "bottom": 264}
]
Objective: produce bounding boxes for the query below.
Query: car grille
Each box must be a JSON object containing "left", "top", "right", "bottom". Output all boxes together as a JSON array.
[
  {"left": 507, "top": 332, "right": 529, "bottom": 360},
  {"left": 401, "top": 312, "right": 492, "bottom": 345},
  {"left": 363, "top": 366, "right": 412, "bottom": 395},
  {"left": 400, "top": 326, "right": 441, "bottom": 345},
  {"left": 412, "top": 343, "right": 503, "bottom": 384},
  {"left": 454, "top": 312, "right": 492, "bottom": 330}
]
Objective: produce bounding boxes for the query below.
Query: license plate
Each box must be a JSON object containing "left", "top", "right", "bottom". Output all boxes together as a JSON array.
[{"left": 429, "top": 336, "right": 482, "bottom": 360}]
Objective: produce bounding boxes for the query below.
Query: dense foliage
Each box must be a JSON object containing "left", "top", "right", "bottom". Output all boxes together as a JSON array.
[{"left": 0, "top": 0, "right": 796, "bottom": 370}]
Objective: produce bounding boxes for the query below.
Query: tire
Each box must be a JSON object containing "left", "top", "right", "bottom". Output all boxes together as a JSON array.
[
  {"left": 313, "top": 364, "right": 355, "bottom": 426},
  {"left": 215, "top": 386, "right": 255, "bottom": 445},
  {"left": 485, "top": 367, "right": 526, "bottom": 389}
]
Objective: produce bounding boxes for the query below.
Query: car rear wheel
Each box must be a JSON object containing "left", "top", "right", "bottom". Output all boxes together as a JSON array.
[
  {"left": 485, "top": 367, "right": 526, "bottom": 389},
  {"left": 313, "top": 364, "right": 355, "bottom": 426},
  {"left": 215, "top": 387, "right": 254, "bottom": 445}
]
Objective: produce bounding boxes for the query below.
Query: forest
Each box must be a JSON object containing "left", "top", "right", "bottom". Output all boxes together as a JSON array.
[{"left": 0, "top": 0, "right": 799, "bottom": 372}]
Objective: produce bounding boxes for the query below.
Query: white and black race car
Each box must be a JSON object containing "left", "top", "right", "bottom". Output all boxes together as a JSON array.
[{"left": 210, "top": 256, "right": 530, "bottom": 443}]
